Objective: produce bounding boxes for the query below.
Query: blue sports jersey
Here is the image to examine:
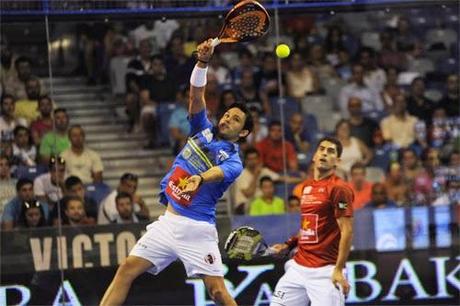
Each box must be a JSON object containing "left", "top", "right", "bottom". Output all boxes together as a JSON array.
[{"left": 159, "top": 110, "right": 243, "bottom": 224}]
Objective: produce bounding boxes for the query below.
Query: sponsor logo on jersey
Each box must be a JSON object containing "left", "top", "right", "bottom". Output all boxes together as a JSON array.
[
  {"left": 204, "top": 253, "right": 216, "bottom": 265},
  {"left": 182, "top": 147, "right": 192, "bottom": 159},
  {"left": 217, "top": 149, "right": 230, "bottom": 162},
  {"left": 303, "top": 186, "right": 312, "bottom": 194},
  {"left": 166, "top": 166, "right": 196, "bottom": 206},
  {"left": 338, "top": 202, "right": 348, "bottom": 209},
  {"left": 300, "top": 213, "right": 319, "bottom": 243},
  {"left": 202, "top": 128, "right": 213, "bottom": 143}
]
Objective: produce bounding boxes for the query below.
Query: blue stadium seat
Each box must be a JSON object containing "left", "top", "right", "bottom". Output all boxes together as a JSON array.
[
  {"left": 14, "top": 165, "right": 47, "bottom": 180},
  {"left": 85, "top": 182, "right": 111, "bottom": 206}
]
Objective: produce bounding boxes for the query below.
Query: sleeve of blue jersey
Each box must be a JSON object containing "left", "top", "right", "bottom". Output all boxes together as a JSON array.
[
  {"left": 188, "top": 109, "right": 212, "bottom": 136},
  {"left": 219, "top": 154, "right": 243, "bottom": 183}
]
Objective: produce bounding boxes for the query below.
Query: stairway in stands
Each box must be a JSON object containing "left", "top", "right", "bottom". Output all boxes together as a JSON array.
[{"left": 49, "top": 77, "right": 169, "bottom": 218}]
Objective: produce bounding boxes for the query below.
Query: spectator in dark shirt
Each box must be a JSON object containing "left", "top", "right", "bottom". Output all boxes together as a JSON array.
[
  {"left": 15, "top": 199, "right": 47, "bottom": 229},
  {"left": 164, "top": 36, "right": 195, "bottom": 88},
  {"left": 406, "top": 77, "right": 435, "bottom": 124},
  {"left": 61, "top": 195, "right": 96, "bottom": 226},
  {"left": 347, "top": 96, "right": 379, "bottom": 148},
  {"left": 284, "top": 113, "right": 312, "bottom": 155},
  {"left": 438, "top": 74, "right": 459, "bottom": 117},
  {"left": 139, "top": 55, "right": 177, "bottom": 148}
]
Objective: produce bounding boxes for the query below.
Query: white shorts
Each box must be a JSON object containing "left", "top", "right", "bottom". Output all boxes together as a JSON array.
[
  {"left": 270, "top": 260, "right": 345, "bottom": 306},
  {"left": 130, "top": 211, "right": 224, "bottom": 277}
]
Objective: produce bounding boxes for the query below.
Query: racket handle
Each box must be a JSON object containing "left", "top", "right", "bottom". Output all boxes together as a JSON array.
[{"left": 211, "top": 38, "right": 221, "bottom": 47}]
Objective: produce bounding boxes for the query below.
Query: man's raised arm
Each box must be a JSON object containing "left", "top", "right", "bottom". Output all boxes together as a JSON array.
[{"left": 189, "top": 39, "right": 215, "bottom": 115}]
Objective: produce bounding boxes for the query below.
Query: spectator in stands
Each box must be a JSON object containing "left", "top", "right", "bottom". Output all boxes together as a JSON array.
[
  {"left": 284, "top": 113, "right": 311, "bottom": 155},
  {"left": 61, "top": 195, "right": 95, "bottom": 226},
  {"left": 347, "top": 97, "right": 379, "bottom": 148},
  {"left": 15, "top": 200, "right": 47, "bottom": 229},
  {"left": 34, "top": 155, "right": 65, "bottom": 210},
  {"left": 394, "top": 16, "right": 417, "bottom": 52},
  {"left": 335, "top": 119, "right": 372, "bottom": 176},
  {"left": 406, "top": 77, "right": 435, "bottom": 124},
  {"left": 432, "top": 177, "right": 460, "bottom": 206},
  {"left": 129, "top": 21, "right": 158, "bottom": 51},
  {"left": 139, "top": 55, "right": 177, "bottom": 148},
  {"left": 12, "top": 126, "right": 36, "bottom": 167},
  {"left": 287, "top": 195, "right": 300, "bottom": 213},
  {"left": 249, "top": 176, "right": 285, "bottom": 216},
  {"left": 256, "top": 120, "right": 298, "bottom": 173},
  {"left": 1, "top": 178, "right": 49, "bottom": 230},
  {"left": 208, "top": 52, "right": 232, "bottom": 86},
  {"left": 380, "top": 93, "right": 417, "bottom": 148},
  {"left": 14, "top": 77, "right": 42, "bottom": 124},
  {"left": 30, "top": 95, "right": 54, "bottom": 146},
  {"left": 39, "top": 108, "right": 70, "bottom": 165},
  {"left": 64, "top": 175, "right": 98, "bottom": 220},
  {"left": 400, "top": 148, "right": 424, "bottom": 185},
  {"left": 98, "top": 173, "right": 149, "bottom": 224},
  {"left": 307, "top": 44, "right": 336, "bottom": 81},
  {"left": 169, "top": 86, "right": 190, "bottom": 155},
  {"left": 235, "top": 70, "right": 263, "bottom": 113},
  {"left": 338, "top": 63, "right": 383, "bottom": 117},
  {"left": 0, "top": 45, "right": 16, "bottom": 90},
  {"left": 364, "top": 183, "right": 397, "bottom": 209},
  {"left": 378, "top": 31, "right": 407, "bottom": 69},
  {"left": 358, "top": 47, "right": 386, "bottom": 93},
  {"left": 324, "top": 26, "right": 346, "bottom": 64},
  {"left": 113, "top": 192, "right": 147, "bottom": 224},
  {"left": 61, "top": 125, "right": 104, "bottom": 184},
  {"left": 109, "top": 38, "right": 129, "bottom": 97},
  {"left": 125, "top": 39, "right": 153, "bottom": 132},
  {"left": 0, "top": 94, "right": 27, "bottom": 141},
  {"left": 258, "top": 53, "right": 284, "bottom": 114},
  {"left": 217, "top": 89, "right": 238, "bottom": 119},
  {"left": 349, "top": 163, "right": 373, "bottom": 210},
  {"left": 384, "top": 162, "right": 410, "bottom": 205},
  {"left": 370, "top": 129, "right": 397, "bottom": 171},
  {"left": 411, "top": 148, "right": 438, "bottom": 205},
  {"left": 438, "top": 74, "right": 459, "bottom": 117},
  {"left": 233, "top": 148, "right": 281, "bottom": 214},
  {"left": 164, "top": 36, "right": 195, "bottom": 88},
  {"left": 243, "top": 108, "right": 268, "bottom": 150},
  {"left": 3, "top": 56, "right": 43, "bottom": 100},
  {"left": 0, "top": 155, "right": 16, "bottom": 215},
  {"left": 286, "top": 52, "right": 319, "bottom": 99},
  {"left": 232, "top": 48, "right": 259, "bottom": 86}
]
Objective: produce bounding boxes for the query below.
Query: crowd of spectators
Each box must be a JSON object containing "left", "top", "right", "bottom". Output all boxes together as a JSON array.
[{"left": 0, "top": 6, "right": 459, "bottom": 228}]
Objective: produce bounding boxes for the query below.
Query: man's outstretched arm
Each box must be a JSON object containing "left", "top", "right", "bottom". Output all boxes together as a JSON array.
[{"left": 189, "top": 39, "right": 214, "bottom": 115}]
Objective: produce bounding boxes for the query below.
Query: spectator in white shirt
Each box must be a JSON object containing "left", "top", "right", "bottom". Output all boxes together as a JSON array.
[
  {"left": 338, "top": 63, "right": 384, "bottom": 117},
  {"left": 61, "top": 125, "right": 104, "bottom": 184},
  {"left": 0, "top": 94, "right": 27, "bottom": 141},
  {"left": 113, "top": 192, "right": 148, "bottom": 224},
  {"left": 34, "top": 155, "right": 65, "bottom": 207}
]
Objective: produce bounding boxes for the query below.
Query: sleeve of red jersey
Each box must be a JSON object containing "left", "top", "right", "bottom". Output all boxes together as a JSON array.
[{"left": 331, "top": 184, "right": 354, "bottom": 218}]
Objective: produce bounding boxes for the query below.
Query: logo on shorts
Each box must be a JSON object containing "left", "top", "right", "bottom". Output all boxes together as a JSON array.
[{"left": 204, "top": 253, "right": 216, "bottom": 265}]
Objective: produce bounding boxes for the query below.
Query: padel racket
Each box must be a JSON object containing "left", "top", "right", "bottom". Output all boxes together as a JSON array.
[
  {"left": 211, "top": 0, "right": 270, "bottom": 47},
  {"left": 224, "top": 226, "right": 274, "bottom": 260}
]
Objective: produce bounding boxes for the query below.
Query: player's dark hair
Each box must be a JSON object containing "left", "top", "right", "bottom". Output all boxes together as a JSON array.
[
  {"left": 315, "top": 136, "right": 343, "bottom": 158},
  {"left": 223, "top": 102, "right": 254, "bottom": 140},
  {"left": 288, "top": 195, "right": 300, "bottom": 202},
  {"left": 14, "top": 56, "right": 32, "bottom": 69}
]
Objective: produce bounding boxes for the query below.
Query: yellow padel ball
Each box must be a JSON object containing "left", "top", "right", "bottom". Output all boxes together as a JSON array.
[{"left": 276, "top": 44, "right": 290, "bottom": 58}]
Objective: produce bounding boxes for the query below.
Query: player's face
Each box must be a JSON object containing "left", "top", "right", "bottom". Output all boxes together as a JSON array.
[
  {"left": 218, "top": 107, "right": 248, "bottom": 141},
  {"left": 65, "top": 200, "right": 85, "bottom": 223},
  {"left": 312, "top": 140, "right": 340, "bottom": 171}
]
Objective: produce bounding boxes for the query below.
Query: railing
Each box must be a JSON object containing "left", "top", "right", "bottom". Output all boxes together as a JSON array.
[{"left": 0, "top": 0, "right": 450, "bottom": 18}]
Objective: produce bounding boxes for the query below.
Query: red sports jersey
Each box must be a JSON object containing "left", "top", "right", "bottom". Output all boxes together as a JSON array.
[{"left": 286, "top": 174, "right": 354, "bottom": 267}]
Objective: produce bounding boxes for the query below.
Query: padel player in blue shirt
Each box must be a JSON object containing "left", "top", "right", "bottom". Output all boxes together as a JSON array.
[{"left": 100, "top": 39, "right": 253, "bottom": 306}]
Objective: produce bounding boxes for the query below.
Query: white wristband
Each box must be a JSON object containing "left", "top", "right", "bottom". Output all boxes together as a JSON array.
[{"left": 190, "top": 65, "right": 208, "bottom": 87}]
